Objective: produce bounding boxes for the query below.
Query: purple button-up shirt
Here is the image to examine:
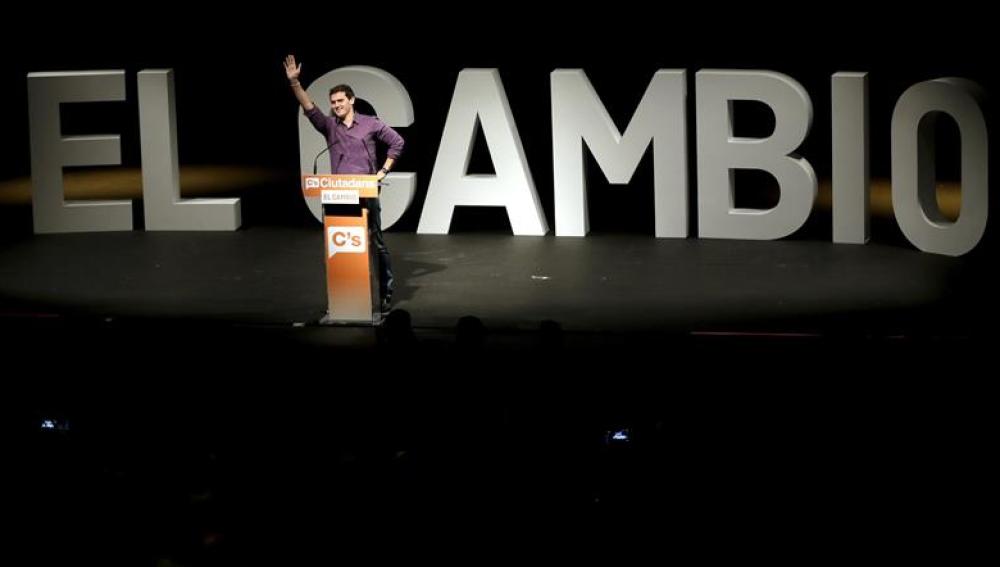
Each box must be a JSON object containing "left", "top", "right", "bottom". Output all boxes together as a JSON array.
[{"left": 305, "top": 106, "right": 405, "bottom": 174}]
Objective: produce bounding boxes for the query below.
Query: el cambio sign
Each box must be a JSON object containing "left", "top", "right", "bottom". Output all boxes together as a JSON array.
[{"left": 27, "top": 66, "right": 988, "bottom": 256}]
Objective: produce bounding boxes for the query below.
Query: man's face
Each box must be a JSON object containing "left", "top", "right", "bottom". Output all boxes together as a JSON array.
[{"left": 330, "top": 91, "right": 354, "bottom": 119}]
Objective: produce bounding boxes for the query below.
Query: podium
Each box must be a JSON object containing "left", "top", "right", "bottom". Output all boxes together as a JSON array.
[{"left": 302, "top": 174, "right": 383, "bottom": 325}]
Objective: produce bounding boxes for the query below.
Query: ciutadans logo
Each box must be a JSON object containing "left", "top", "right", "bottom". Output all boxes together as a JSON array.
[
  {"left": 305, "top": 176, "right": 377, "bottom": 190},
  {"left": 327, "top": 226, "right": 366, "bottom": 257}
]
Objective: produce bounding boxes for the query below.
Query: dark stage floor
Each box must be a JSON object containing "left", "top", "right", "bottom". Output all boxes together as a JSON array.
[{"left": 1, "top": 226, "right": 990, "bottom": 334}]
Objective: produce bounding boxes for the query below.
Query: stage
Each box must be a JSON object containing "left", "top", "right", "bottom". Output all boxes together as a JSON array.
[{"left": 1, "top": 226, "right": 987, "bottom": 336}]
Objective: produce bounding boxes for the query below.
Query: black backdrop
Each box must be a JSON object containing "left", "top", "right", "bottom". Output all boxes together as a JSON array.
[{"left": 3, "top": 8, "right": 995, "bottom": 239}]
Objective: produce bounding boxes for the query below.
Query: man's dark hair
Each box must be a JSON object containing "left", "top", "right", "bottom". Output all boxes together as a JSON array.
[{"left": 329, "top": 84, "right": 355, "bottom": 99}]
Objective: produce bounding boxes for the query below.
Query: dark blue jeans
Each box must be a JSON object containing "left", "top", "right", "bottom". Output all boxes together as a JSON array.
[{"left": 367, "top": 198, "right": 394, "bottom": 301}]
